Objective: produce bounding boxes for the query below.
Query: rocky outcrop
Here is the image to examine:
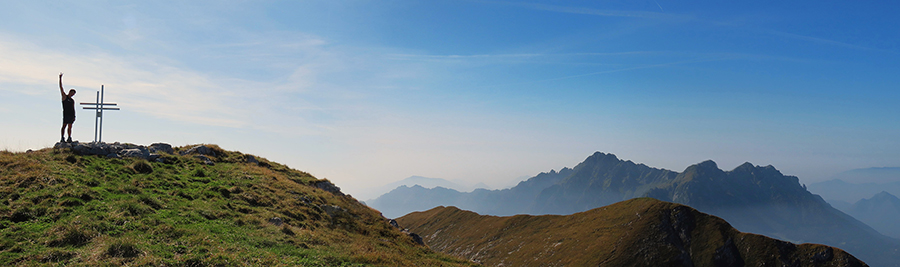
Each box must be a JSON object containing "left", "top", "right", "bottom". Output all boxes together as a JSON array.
[
  {"left": 315, "top": 180, "right": 344, "bottom": 196},
  {"left": 54, "top": 142, "right": 172, "bottom": 162},
  {"left": 180, "top": 145, "right": 216, "bottom": 157}
]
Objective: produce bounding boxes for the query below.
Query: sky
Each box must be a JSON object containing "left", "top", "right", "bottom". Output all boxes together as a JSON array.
[{"left": 1, "top": 0, "right": 899, "bottom": 200}]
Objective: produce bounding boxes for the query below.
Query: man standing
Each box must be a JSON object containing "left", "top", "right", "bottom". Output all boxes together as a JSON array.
[{"left": 59, "top": 72, "right": 76, "bottom": 143}]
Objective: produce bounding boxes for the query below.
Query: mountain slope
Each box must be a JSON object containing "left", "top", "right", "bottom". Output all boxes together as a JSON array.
[
  {"left": 645, "top": 161, "right": 900, "bottom": 266},
  {"left": 846, "top": 191, "right": 900, "bottom": 239},
  {"left": 397, "top": 198, "right": 868, "bottom": 267},
  {"left": 0, "top": 144, "right": 476, "bottom": 266}
]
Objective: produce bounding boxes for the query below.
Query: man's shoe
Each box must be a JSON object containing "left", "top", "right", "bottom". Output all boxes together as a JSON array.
[
  {"left": 60, "top": 137, "right": 65, "bottom": 143},
  {"left": 66, "top": 137, "right": 73, "bottom": 143}
]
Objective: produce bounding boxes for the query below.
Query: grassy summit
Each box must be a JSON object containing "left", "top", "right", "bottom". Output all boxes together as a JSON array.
[{"left": 0, "top": 144, "right": 476, "bottom": 266}]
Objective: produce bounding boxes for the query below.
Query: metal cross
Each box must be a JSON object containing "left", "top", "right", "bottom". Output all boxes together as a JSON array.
[{"left": 79, "top": 85, "right": 120, "bottom": 143}]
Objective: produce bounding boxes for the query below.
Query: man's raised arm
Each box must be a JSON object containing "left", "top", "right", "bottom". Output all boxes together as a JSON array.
[{"left": 59, "top": 73, "right": 65, "bottom": 98}]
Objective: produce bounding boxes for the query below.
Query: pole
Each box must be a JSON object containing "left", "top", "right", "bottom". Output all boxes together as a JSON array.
[
  {"left": 99, "top": 85, "right": 104, "bottom": 143},
  {"left": 93, "top": 91, "right": 100, "bottom": 143}
]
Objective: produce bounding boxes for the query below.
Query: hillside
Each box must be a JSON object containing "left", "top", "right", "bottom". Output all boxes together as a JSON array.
[
  {"left": 0, "top": 143, "right": 476, "bottom": 266},
  {"left": 397, "top": 198, "right": 868, "bottom": 267}
]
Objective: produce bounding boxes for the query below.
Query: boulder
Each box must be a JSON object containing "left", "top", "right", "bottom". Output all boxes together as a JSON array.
[
  {"left": 181, "top": 145, "right": 216, "bottom": 157},
  {"left": 314, "top": 181, "right": 344, "bottom": 196},
  {"left": 120, "top": 148, "right": 148, "bottom": 159},
  {"left": 148, "top": 143, "right": 174, "bottom": 154},
  {"left": 268, "top": 217, "right": 283, "bottom": 226}
]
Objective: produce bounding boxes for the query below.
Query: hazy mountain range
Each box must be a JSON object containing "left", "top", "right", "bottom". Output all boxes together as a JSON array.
[
  {"left": 834, "top": 191, "right": 900, "bottom": 240},
  {"left": 357, "top": 175, "right": 530, "bottom": 201},
  {"left": 370, "top": 152, "right": 900, "bottom": 266},
  {"left": 398, "top": 198, "right": 868, "bottom": 267}
]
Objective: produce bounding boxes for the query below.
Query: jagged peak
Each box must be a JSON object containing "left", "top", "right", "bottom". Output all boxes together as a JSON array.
[
  {"left": 587, "top": 151, "right": 619, "bottom": 161},
  {"left": 736, "top": 162, "right": 755, "bottom": 170},
  {"left": 696, "top": 159, "right": 719, "bottom": 169}
]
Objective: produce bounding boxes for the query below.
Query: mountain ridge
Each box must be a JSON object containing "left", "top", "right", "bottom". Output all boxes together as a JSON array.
[{"left": 397, "top": 198, "right": 868, "bottom": 267}]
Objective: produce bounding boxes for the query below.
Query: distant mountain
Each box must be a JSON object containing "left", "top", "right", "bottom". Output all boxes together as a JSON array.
[
  {"left": 372, "top": 151, "right": 900, "bottom": 266},
  {"left": 368, "top": 168, "right": 573, "bottom": 218},
  {"left": 532, "top": 152, "right": 677, "bottom": 214},
  {"left": 359, "top": 176, "right": 479, "bottom": 201},
  {"left": 397, "top": 198, "right": 868, "bottom": 267},
  {"left": 808, "top": 179, "right": 900, "bottom": 204},
  {"left": 833, "top": 167, "right": 900, "bottom": 184},
  {"left": 845, "top": 191, "right": 900, "bottom": 239}
]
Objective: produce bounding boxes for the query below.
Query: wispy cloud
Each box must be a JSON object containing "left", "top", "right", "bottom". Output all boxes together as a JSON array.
[
  {"left": 764, "top": 30, "right": 899, "bottom": 55},
  {"left": 493, "top": 1, "right": 691, "bottom": 20}
]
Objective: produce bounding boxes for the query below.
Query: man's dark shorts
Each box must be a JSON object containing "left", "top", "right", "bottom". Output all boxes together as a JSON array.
[{"left": 63, "top": 115, "right": 76, "bottom": 124}]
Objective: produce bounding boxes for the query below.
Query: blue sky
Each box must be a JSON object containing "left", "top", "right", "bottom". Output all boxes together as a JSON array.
[{"left": 2, "top": 1, "right": 899, "bottom": 199}]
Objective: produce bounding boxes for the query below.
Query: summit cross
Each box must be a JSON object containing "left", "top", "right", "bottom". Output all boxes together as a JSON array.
[{"left": 79, "top": 85, "right": 120, "bottom": 143}]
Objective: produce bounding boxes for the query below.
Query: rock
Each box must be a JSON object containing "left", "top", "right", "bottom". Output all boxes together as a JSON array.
[
  {"left": 148, "top": 143, "right": 174, "bottom": 154},
  {"left": 181, "top": 145, "right": 216, "bottom": 157},
  {"left": 194, "top": 155, "right": 215, "bottom": 166},
  {"left": 408, "top": 232, "right": 425, "bottom": 246},
  {"left": 245, "top": 155, "right": 259, "bottom": 164},
  {"left": 389, "top": 219, "right": 400, "bottom": 229},
  {"left": 120, "top": 148, "right": 148, "bottom": 159},
  {"left": 268, "top": 217, "right": 283, "bottom": 226},
  {"left": 107, "top": 153, "right": 120, "bottom": 159},
  {"left": 314, "top": 181, "right": 344, "bottom": 196}
]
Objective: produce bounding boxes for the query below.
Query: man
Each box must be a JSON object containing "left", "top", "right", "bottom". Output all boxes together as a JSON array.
[{"left": 59, "top": 72, "right": 76, "bottom": 143}]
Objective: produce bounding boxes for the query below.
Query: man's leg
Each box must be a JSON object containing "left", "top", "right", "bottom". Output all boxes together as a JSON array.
[
  {"left": 61, "top": 122, "right": 66, "bottom": 142},
  {"left": 66, "top": 123, "right": 73, "bottom": 142}
]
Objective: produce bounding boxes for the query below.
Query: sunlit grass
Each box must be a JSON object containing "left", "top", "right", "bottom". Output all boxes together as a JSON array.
[{"left": 0, "top": 145, "right": 478, "bottom": 266}]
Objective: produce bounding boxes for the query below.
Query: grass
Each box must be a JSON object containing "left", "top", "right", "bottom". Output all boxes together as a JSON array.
[{"left": 0, "top": 145, "right": 478, "bottom": 266}]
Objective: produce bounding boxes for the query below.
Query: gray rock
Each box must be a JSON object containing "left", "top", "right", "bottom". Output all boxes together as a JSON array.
[
  {"left": 389, "top": 219, "right": 400, "bottom": 229},
  {"left": 408, "top": 233, "right": 425, "bottom": 245},
  {"left": 120, "top": 148, "right": 148, "bottom": 159},
  {"left": 148, "top": 143, "right": 174, "bottom": 154},
  {"left": 245, "top": 155, "right": 259, "bottom": 164},
  {"left": 268, "top": 217, "right": 283, "bottom": 226},
  {"left": 107, "top": 153, "right": 120, "bottom": 159},
  {"left": 181, "top": 145, "right": 216, "bottom": 157},
  {"left": 314, "top": 181, "right": 344, "bottom": 196}
]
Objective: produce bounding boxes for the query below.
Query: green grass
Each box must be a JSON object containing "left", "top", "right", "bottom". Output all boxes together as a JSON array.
[{"left": 0, "top": 145, "right": 478, "bottom": 266}]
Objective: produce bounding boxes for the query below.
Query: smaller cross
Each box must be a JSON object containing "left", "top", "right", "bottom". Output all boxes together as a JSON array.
[{"left": 79, "top": 85, "right": 120, "bottom": 143}]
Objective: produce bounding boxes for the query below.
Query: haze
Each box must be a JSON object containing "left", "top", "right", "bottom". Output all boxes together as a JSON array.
[{"left": 1, "top": 1, "right": 898, "bottom": 198}]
